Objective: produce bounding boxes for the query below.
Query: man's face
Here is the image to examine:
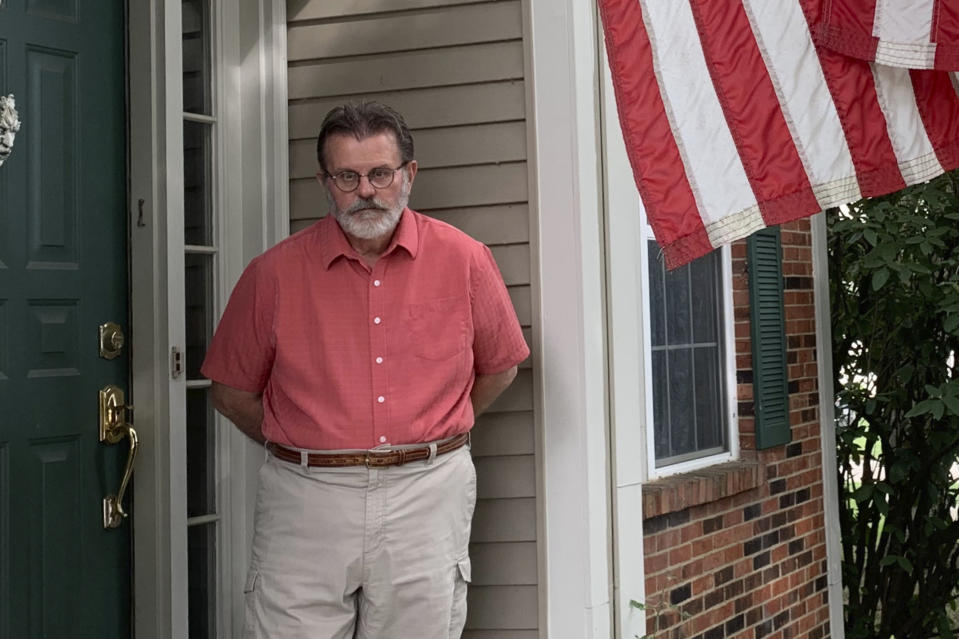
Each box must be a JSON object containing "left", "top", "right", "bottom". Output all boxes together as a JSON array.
[{"left": 319, "top": 131, "right": 417, "bottom": 243}]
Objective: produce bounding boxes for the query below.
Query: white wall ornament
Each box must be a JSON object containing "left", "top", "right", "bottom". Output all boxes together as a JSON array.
[{"left": 0, "top": 94, "right": 21, "bottom": 168}]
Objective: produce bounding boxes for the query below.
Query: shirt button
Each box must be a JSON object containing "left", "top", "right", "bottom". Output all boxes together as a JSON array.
[
  {"left": 373, "top": 280, "right": 381, "bottom": 287},
  {"left": 375, "top": 356, "right": 383, "bottom": 364},
  {"left": 377, "top": 395, "right": 385, "bottom": 403},
  {"left": 379, "top": 435, "right": 387, "bottom": 443},
  {"left": 373, "top": 317, "right": 381, "bottom": 325}
]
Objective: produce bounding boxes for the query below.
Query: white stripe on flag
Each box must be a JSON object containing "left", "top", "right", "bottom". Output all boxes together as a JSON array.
[
  {"left": 874, "top": 0, "right": 934, "bottom": 41},
  {"left": 874, "top": 0, "right": 937, "bottom": 67},
  {"left": 640, "top": 0, "right": 761, "bottom": 242},
  {"left": 870, "top": 63, "right": 944, "bottom": 183},
  {"left": 742, "top": 0, "right": 861, "bottom": 210}
]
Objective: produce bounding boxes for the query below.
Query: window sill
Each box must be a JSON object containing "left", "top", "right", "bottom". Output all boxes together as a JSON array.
[{"left": 642, "top": 460, "right": 762, "bottom": 519}]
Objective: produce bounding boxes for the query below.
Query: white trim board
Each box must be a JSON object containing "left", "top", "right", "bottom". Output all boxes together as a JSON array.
[
  {"left": 228, "top": 0, "right": 291, "bottom": 629},
  {"left": 129, "top": 0, "right": 189, "bottom": 634},
  {"left": 129, "top": 0, "right": 288, "bottom": 634},
  {"left": 812, "top": 212, "right": 846, "bottom": 639},
  {"left": 599, "top": 41, "right": 648, "bottom": 639},
  {"left": 526, "top": 0, "right": 614, "bottom": 637}
]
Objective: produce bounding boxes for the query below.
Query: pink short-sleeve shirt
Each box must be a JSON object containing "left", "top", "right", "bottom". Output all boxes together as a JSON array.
[{"left": 200, "top": 209, "right": 529, "bottom": 450}]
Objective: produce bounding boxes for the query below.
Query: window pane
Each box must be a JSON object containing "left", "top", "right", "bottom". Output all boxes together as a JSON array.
[
  {"left": 183, "top": 121, "right": 213, "bottom": 246},
  {"left": 187, "top": 388, "right": 216, "bottom": 517},
  {"left": 694, "top": 346, "right": 725, "bottom": 450},
  {"left": 664, "top": 260, "right": 691, "bottom": 345},
  {"left": 652, "top": 349, "right": 669, "bottom": 460},
  {"left": 648, "top": 241, "right": 666, "bottom": 347},
  {"left": 185, "top": 253, "right": 214, "bottom": 379},
  {"left": 182, "top": 0, "right": 211, "bottom": 115},
  {"left": 667, "top": 348, "right": 695, "bottom": 457},
  {"left": 188, "top": 523, "right": 216, "bottom": 639},
  {"left": 691, "top": 251, "right": 720, "bottom": 343}
]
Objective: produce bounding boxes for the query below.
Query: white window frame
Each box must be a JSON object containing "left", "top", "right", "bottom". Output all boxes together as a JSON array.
[{"left": 640, "top": 227, "right": 739, "bottom": 480}]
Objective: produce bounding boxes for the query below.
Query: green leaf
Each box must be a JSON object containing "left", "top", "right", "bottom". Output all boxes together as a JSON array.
[
  {"left": 864, "top": 229, "right": 878, "bottom": 246},
  {"left": 933, "top": 401, "right": 945, "bottom": 420},
  {"left": 872, "top": 268, "right": 890, "bottom": 291},
  {"left": 906, "top": 400, "right": 935, "bottom": 418},
  {"left": 897, "top": 556, "right": 914, "bottom": 574},
  {"left": 943, "top": 395, "right": 959, "bottom": 416},
  {"left": 933, "top": 517, "right": 949, "bottom": 531},
  {"left": 892, "top": 526, "right": 907, "bottom": 543},
  {"left": 853, "top": 483, "right": 875, "bottom": 503}
]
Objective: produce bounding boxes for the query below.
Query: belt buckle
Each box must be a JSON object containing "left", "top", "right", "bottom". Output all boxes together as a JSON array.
[
  {"left": 365, "top": 451, "right": 386, "bottom": 468},
  {"left": 365, "top": 449, "right": 402, "bottom": 467}
]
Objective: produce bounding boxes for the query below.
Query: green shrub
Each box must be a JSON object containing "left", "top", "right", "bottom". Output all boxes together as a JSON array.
[{"left": 830, "top": 170, "right": 959, "bottom": 638}]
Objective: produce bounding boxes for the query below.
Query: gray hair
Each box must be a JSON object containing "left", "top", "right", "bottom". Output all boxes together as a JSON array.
[{"left": 315, "top": 101, "right": 414, "bottom": 172}]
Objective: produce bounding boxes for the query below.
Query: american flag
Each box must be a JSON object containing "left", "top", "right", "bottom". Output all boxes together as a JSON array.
[{"left": 599, "top": 0, "right": 959, "bottom": 268}]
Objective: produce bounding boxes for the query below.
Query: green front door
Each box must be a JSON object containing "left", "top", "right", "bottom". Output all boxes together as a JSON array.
[{"left": 0, "top": 1, "right": 130, "bottom": 637}]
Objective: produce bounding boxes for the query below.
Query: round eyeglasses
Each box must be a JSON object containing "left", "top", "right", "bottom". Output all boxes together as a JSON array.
[{"left": 325, "top": 163, "right": 407, "bottom": 193}]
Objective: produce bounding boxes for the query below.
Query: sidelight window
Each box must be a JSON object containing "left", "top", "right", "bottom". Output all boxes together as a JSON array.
[{"left": 181, "top": 0, "right": 220, "bottom": 635}]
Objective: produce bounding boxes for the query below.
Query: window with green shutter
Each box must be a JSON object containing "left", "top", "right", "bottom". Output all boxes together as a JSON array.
[{"left": 747, "top": 227, "right": 791, "bottom": 449}]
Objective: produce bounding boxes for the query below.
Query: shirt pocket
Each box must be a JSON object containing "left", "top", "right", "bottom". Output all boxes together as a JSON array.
[{"left": 406, "top": 296, "right": 469, "bottom": 361}]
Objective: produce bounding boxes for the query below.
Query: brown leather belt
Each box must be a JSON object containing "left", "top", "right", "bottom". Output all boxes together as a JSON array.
[{"left": 266, "top": 432, "right": 470, "bottom": 468}]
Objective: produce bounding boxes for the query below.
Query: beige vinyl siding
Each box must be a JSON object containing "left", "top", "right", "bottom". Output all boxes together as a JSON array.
[{"left": 287, "top": 1, "right": 538, "bottom": 635}]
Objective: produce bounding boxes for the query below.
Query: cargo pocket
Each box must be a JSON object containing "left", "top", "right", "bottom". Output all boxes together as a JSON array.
[
  {"left": 244, "top": 570, "right": 260, "bottom": 637},
  {"left": 448, "top": 557, "right": 472, "bottom": 638}
]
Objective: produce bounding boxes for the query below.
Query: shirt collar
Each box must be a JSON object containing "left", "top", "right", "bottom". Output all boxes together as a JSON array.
[{"left": 319, "top": 207, "right": 419, "bottom": 269}]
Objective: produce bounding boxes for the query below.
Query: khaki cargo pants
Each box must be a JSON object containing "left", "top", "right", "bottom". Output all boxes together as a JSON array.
[{"left": 244, "top": 444, "right": 476, "bottom": 638}]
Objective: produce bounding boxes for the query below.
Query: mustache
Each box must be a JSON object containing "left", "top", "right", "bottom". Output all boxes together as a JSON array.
[{"left": 343, "top": 198, "right": 389, "bottom": 215}]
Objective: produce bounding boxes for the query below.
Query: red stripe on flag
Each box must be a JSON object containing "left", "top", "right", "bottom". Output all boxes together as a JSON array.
[
  {"left": 815, "top": 0, "right": 879, "bottom": 61},
  {"left": 598, "top": 0, "right": 712, "bottom": 268},
  {"left": 910, "top": 69, "right": 959, "bottom": 169},
  {"left": 687, "top": 0, "right": 819, "bottom": 227},
  {"left": 801, "top": 0, "right": 906, "bottom": 197},
  {"left": 933, "top": 0, "right": 959, "bottom": 68}
]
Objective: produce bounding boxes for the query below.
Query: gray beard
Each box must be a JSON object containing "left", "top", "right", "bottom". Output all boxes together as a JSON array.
[{"left": 326, "top": 175, "right": 410, "bottom": 241}]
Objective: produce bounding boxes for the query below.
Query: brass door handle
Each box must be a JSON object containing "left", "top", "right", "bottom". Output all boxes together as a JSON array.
[{"left": 99, "top": 385, "right": 139, "bottom": 529}]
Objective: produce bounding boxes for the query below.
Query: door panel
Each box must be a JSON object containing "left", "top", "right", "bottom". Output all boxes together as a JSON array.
[{"left": 0, "top": 1, "right": 129, "bottom": 637}]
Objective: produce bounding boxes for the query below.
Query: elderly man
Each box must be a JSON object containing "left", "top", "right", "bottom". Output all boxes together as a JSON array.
[{"left": 201, "top": 102, "right": 528, "bottom": 638}]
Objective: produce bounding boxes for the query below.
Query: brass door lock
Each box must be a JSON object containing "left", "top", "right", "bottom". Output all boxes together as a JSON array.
[
  {"left": 98, "top": 322, "right": 125, "bottom": 360},
  {"left": 99, "top": 385, "right": 138, "bottom": 529}
]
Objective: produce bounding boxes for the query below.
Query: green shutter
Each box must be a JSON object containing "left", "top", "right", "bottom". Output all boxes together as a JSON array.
[{"left": 747, "top": 227, "right": 791, "bottom": 449}]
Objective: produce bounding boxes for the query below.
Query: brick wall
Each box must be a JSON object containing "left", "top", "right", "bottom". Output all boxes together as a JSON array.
[{"left": 641, "top": 219, "right": 832, "bottom": 639}]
